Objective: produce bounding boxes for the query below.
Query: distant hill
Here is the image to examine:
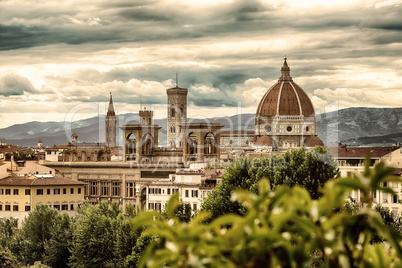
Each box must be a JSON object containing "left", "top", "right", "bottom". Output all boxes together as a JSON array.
[
  {"left": 317, "top": 107, "right": 402, "bottom": 146},
  {"left": 0, "top": 107, "right": 401, "bottom": 147}
]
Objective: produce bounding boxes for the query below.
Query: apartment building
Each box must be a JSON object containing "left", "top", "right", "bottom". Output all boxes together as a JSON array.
[{"left": 0, "top": 175, "right": 85, "bottom": 224}]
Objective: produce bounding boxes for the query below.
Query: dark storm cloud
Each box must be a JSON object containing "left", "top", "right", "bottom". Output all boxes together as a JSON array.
[
  {"left": 2, "top": 0, "right": 401, "bottom": 53},
  {"left": 0, "top": 24, "right": 128, "bottom": 51},
  {"left": 119, "top": 7, "right": 172, "bottom": 22},
  {"left": 370, "top": 32, "right": 402, "bottom": 45},
  {"left": 0, "top": 74, "right": 39, "bottom": 96},
  {"left": 62, "top": 94, "right": 166, "bottom": 105},
  {"left": 70, "top": 65, "right": 255, "bottom": 88},
  {"left": 0, "top": 25, "right": 53, "bottom": 50},
  {"left": 65, "top": 65, "right": 258, "bottom": 106},
  {"left": 370, "top": 22, "right": 402, "bottom": 31},
  {"left": 1, "top": 0, "right": 402, "bottom": 127}
]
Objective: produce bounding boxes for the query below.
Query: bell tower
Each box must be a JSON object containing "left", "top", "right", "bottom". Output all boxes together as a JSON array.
[
  {"left": 139, "top": 107, "right": 153, "bottom": 126},
  {"left": 166, "top": 77, "right": 187, "bottom": 148},
  {"left": 106, "top": 92, "right": 116, "bottom": 148}
]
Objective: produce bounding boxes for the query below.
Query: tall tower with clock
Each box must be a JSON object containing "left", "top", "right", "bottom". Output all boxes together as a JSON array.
[{"left": 166, "top": 80, "right": 188, "bottom": 148}]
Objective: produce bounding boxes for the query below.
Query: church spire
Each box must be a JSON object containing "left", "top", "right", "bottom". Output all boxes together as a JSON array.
[
  {"left": 279, "top": 56, "right": 292, "bottom": 82},
  {"left": 106, "top": 92, "right": 116, "bottom": 149},
  {"left": 107, "top": 92, "right": 115, "bottom": 116}
]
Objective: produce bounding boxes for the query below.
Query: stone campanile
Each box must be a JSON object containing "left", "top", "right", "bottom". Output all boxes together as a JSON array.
[
  {"left": 106, "top": 92, "right": 117, "bottom": 148},
  {"left": 166, "top": 83, "right": 188, "bottom": 148}
]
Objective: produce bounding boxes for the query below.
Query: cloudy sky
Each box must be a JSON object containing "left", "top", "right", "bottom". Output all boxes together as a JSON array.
[{"left": 0, "top": 0, "right": 401, "bottom": 128}]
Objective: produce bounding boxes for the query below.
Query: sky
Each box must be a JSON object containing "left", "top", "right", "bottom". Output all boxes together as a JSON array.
[{"left": 0, "top": 0, "right": 401, "bottom": 129}]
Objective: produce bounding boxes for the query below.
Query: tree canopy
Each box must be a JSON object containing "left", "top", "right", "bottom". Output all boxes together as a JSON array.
[
  {"left": 201, "top": 147, "right": 339, "bottom": 221},
  {"left": 133, "top": 159, "right": 401, "bottom": 267}
]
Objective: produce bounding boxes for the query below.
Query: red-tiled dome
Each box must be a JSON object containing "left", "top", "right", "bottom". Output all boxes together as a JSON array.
[
  {"left": 304, "top": 135, "right": 324, "bottom": 147},
  {"left": 283, "top": 136, "right": 297, "bottom": 142},
  {"left": 256, "top": 58, "right": 315, "bottom": 118},
  {"left": 255, "top": 135, "right": 275, "bottom": 146}
]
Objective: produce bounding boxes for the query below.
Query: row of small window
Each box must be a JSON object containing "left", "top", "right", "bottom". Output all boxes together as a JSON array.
[
  {"left": 148, "top": 188, "right": 199, "bottom": 198},
  {"left": 89, "top": 181, "right": 120, "bottom": 196},
  {"left": 149, "top": 202, "right": 197, "bottom": 211},
  {"left": 148, "top": 188, "right": 179, "bottom": 195},
  {"left": 383, "top": 182, "right": 400, "bottom": 188},
  {"left": 373, "top": 192, "right": 399, "bottom": 203},
  {"left": 0, "top": 188, "right": 82, "bottom": 196},
  {"left": 0, "top": 204, "right": 31, "bottom": 212},
  {"left": 45, "top": 204, "right": 76, "bottom": 211},
  {"left": 0, "top": 203, "right": 77, "bottom": 212},
  {"left": 36, "top": 188, "right": 82, "bottom": 195},
  {"left": 0, "top": 189, "right": 30, "bottom": 195}
]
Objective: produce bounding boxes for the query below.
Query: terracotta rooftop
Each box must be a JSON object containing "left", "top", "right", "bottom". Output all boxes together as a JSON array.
[
  {"left": 255, "top": 135, "right": 275, "bottom": 146},
  {"left": 283, "top": 136, "right": 297, "bottom": 142},
  {"left": 304, "top": 135, "right": 324, "bottom": 147},
  {"left": 0, "top": 145, "right": 25, "bottom": 153},
  {"left": 0, "top": 176, "right": 86, "bottom": 186},
  {"left": 46, "top": 145, "right": 69, "bottom": 150},
  {"left": 328, "top": 145, "right": 400, "bottom": 158}
]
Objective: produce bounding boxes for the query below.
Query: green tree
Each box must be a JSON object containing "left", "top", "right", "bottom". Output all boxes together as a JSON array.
[
  {"left": 125, "top": 235, "right": 157, "bottom": 268},
  {"left": 173, "top": 202, "right": 192, "bottom": 223},
  {"left": 133, "top": 159, "right": 401, "bottom": 267},
  {"left": 69, "top": 202, "right": 140, "bottom": 268},
  {"left": 201, "top": 147, "right": 338, "bottom": 221},
  {"left": 16, "top": 205, "right": 59, "bottom": 266},
  {"left": 375, "top": 205, "right": 402, "bottom": 234},
  {"left": 0, "top": 245, "right": 19, "bottom": 268},
  {"left": 0, "top": 218, "right": 18, "bottom": 248},
  {"left": 43, "top": 213, "right": 73, "bottom": 268},
  {"left": 69, "top": 202, "right": 119, "bottom": 267},
  {"left": 26, "top": 261, "right": 51, "bottom": 268},
  {"left": 114, "top": 211, "right": 142, "bottom": 267}
]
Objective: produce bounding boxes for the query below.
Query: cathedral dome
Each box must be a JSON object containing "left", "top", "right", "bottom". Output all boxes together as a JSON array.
[
  {"left": 303, "top": 135, "right": 324, "bottom": 147},
  {"left": 255, "top": 135, "right": 275, "bottom": 146},
  {"left": 256, "top": 58, "right": 315, "bottom": 118}
]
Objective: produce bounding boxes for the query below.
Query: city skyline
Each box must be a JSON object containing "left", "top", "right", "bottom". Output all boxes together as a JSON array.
[{"left": 1, "top": 0, "right": 401, "bottom": 128}]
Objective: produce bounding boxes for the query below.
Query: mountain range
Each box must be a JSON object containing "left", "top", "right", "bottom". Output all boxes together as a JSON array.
[{"left": 0, "top": 107, "right": 401, "bottom": 148}]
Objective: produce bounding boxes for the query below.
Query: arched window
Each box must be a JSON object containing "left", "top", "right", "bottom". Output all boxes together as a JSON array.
[
  {"left": 126, "top": 134, "right": 137, "bottom": 155},
  {"left": 171, "top": 105, "right": 175, "bottom": 117},
  {"left": 204, "top": 133, "right": 216, "bottom": 155},
  {"left": 187, "top": 133, "right": 197, "bottom": 155},
  {"left": 142, "top": 133, "right": 154, "bottom": 155}
]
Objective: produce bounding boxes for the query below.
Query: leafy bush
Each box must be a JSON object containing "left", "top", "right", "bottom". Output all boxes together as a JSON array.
[
  {"left": 201, "top": 147, "right": 339, "bottom": 221},
  {"left": 133, "top": 157, "right": 401, "bottom": 267}
]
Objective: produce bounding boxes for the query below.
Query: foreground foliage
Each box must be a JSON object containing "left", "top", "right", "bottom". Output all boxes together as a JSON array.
[
  {"left": 201, "top": 147, "right": 339, "bottom": 221},
  {"left": 133, "top": 158, "right": 401, "bottom": 267},
  {"left": 69, "top": 202, "right": 141, "bottom": 268}
]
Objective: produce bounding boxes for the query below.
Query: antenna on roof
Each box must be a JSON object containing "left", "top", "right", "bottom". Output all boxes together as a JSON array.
[
  {"left": 176, "top": 72, "right": 178, "bottom": 87},
  {"left": 140, "top": 99, "right": 142, "bottom": 111}
]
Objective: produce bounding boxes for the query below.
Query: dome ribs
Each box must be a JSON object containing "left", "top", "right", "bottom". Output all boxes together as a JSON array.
[
  {"left": 255, "top": 58, "right": 316, "bottom": 118},
  {"left": 278, "top": 83, "right": 300, "bottom": 116}
]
